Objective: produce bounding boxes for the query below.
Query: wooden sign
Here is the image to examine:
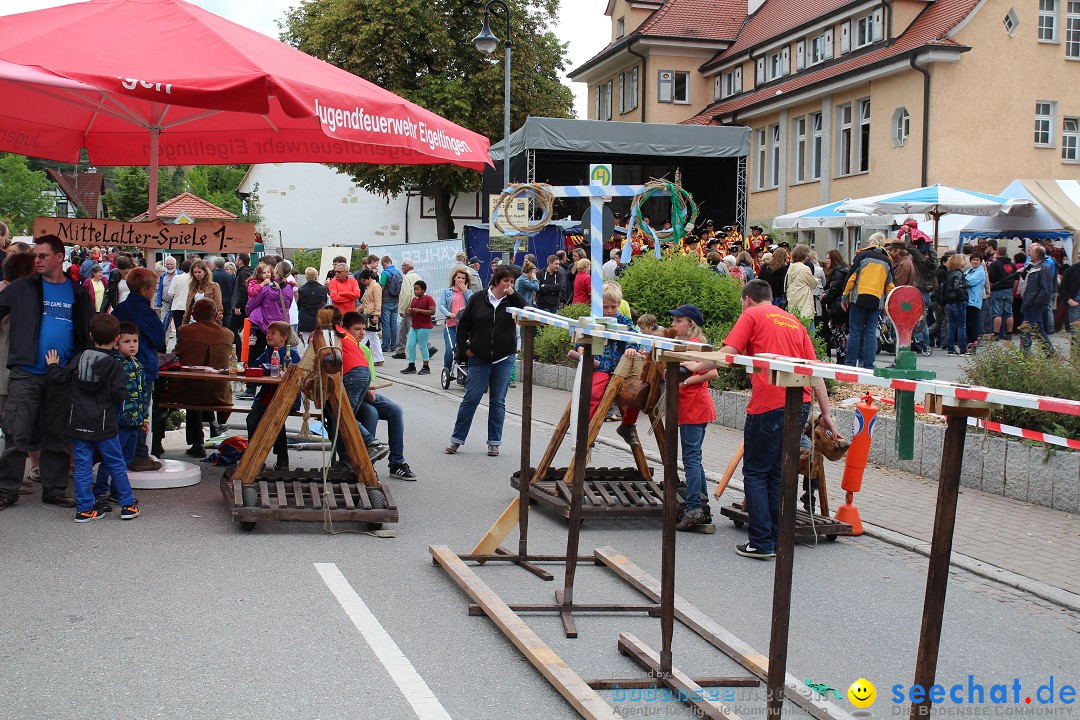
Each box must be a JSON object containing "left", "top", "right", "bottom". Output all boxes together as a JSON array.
[{"left": 33, "top": 217, "right": 257, "bottom": 253}]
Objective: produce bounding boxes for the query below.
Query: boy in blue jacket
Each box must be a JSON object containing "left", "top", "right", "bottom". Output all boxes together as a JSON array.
[
  {"left": 94, "top": 322, "right": 149, "bottom": 508},
  {"left": 46, "top": 314, "right": 139, "bottom": 522},
  {"left": 247, "top": 321, "right": 301, "bottom": 470}
]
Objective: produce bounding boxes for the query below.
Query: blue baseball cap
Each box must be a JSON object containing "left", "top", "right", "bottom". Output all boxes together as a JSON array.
[{"left": 667, "top": 304, "right": 704, "bottom": 327}]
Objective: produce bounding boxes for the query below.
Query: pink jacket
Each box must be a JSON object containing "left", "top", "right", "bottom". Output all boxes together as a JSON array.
[{"left": 246, "top": 281, "right": 294, "bottom": 333}]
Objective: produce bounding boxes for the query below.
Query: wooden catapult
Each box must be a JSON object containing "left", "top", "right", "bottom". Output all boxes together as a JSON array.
[{"left": 220, "top": 330, "right": 399, "bottom": 532}]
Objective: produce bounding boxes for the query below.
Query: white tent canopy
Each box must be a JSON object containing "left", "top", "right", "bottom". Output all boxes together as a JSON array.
[{"left": 958, "top": 179, "right": 1079, "bottom": 260}]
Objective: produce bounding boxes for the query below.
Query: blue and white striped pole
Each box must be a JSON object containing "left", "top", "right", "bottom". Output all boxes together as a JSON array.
[{"left": 589, "top": 196, "right": 603, "bottom": 317}]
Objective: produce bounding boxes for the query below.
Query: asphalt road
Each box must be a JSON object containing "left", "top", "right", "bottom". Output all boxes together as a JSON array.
[{"left": 1, "top": 378, "right": 1078, "bottom": 720}]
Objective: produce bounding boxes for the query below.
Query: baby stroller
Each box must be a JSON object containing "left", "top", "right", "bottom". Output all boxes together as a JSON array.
[{"left": 440, "top": 327, "right": 469, "bottom": 389}]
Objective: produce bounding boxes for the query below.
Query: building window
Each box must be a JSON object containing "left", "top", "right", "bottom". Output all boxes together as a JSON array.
[
  {"left": 604, "top": 80, "right": 613, "bottom": 120},
  {"left": 620, "top": 73, "right": 627, "bottom": 114},
  {"left": 837, "top": 103, "right": 853, "bottom": 176},
  {"left": 1067, "top": 1, "right": 1080, "bottom": 57},
  {"left": 754, "top": 128, "right": 767, "bottom": 191},
  {"left": 1063, "top": 117, "right": 1079, "bottom": 160},
  {"left": 811, "top": 112, "right": 823, "bottom": 180},
  {"left": 658, "top": 70, "right": 689, "bottom": 103},
  {"left": 893, "top": 107, "right": 911, "bottom": 146},
  {"left": 1003, "top": 8, "right": 1019, "bottom": 35},
  {"left": 620, "top": 71, "right": 637, "bottom": 113},
  {"left": 1035, "top": 101, "right": 1055, "bottom": 145},
  {"left": 55, "top": 199, "right": 69, "bottom": 218},
  {"left": 767, "top": 49, "right": 790, "bottom": 80},
  {"left": 792, "top": 116, "right": 807, "bottom": 183},
  {"left": 1039, "top": 0, "right": 1058, "bottom": 41},
  {"left": 810, "top": 34, "right": 827, "bottom": 65},
  {"left": 616, "top": 16, "right": 625, "bottom": 38},
  {"left": 858, "top": 98, "right": 871, "bottom": 173},
  {"left": 855, "top": 14, "right": 874, "bottom": 48},
  {"left": 630, "top": 67, "right": 639, "bottom": 109},
  {"left": 769, "top": 124, "right": 781, "bottom": 188}
]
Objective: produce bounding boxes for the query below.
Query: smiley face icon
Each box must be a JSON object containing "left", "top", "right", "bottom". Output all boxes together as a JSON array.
[{"left": 848, "top": 678, "right": 876, "bottom": 708}]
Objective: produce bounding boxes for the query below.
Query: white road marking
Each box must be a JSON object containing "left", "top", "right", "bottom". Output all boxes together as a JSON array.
[{"left": 315, "top": 563, "right": 453, "bottom": 720}]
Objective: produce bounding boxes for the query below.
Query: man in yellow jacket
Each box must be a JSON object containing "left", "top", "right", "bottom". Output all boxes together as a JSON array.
[{"left": 841, "top": 233, "right": 895, "bottom": 369}]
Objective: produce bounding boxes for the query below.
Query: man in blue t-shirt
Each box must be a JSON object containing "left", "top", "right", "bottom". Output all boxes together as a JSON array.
[{"left": 0, "top": 235, "right": 92, "bottom": 511}]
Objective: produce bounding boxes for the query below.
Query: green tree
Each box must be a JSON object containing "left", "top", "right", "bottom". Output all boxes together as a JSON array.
[
  {"left": 281, "top": 0, "right": 574, "bottom": 240},
  {"left": 103, "top": 166, "right": 188, "bottom": 220},
  {"left": 0, "top": 153, "right": 55, "bottom": 235},
  {"left": 184, "top": 165, "right": 249, "bottom": 216}
]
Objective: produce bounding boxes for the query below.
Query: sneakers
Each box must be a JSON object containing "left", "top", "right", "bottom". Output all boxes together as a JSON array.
[
  {"left": 185, "top": 445, "right": 207, "bottom": 459},
  {"left": 365, "top": 442, "right": 390, "bottom": 462},
  {"left": 400, "top": 364, "right": 417, "bottom": 374},
  {"left": 676, "top": 507, "right": 706, "bottom": 531},
  {"left": 391, "top": 352, "right": 407, "bottom": 360},
  {"left": 75, "top": 508, "right": 106, "bottom": 523},
  {"left": 94, "top": 496, "right": 113, "bottom": 513},
  {"left": 120, "top": 502, "right": 140, "bottom": 520},
  {"left": 389, "top": 463, "right": 417, "bottom": 480},
  {"left": 487, "top": 444, "right": 499, "bottom": 457},
  {"left": 27, "top": 465, "right": 41, "bottom": 483},
  {"left": 735, "top": 542, "right": 776, "bottom": 559},
  {"left": 417, "top": 366, "right": 431, "bottom": 375},
  {"left": 616, "top": 423, "right": 640, "bottom": 447},
  {"left": 445, "top": 442, "right": 460, "bottom": 455}
]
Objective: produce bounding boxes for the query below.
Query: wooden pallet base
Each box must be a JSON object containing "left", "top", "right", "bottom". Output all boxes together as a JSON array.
[
  {"left": 512, "top": 466, "right": 682, "bottom": 519},
  {"left": 221, "top": 469, "right": 399, "bottom": 527},
  {"left": 719, "top": 502, "right": 849, "bottom": 541}
]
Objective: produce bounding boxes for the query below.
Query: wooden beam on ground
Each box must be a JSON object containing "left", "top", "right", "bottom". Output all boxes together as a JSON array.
[
  {"left": 472, "top": 498, "right": 520, "bottom": 555},
  {"left": 594, "top": 546, "right": 856, "bottom": 720},
  {"left": 429, "top": 545, "right": 622, "bottom": 720},
  {"left": 617, "top": 633, "right": 741, "bottom": 720},
  {"left": 533, "top": 402, "right": 571, "bottom": 484},
  {"left": 584, "top": 677, "right": 760, "bottom": 690}
]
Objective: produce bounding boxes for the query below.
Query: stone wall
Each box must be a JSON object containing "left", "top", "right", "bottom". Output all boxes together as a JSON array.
[{"left": 522, "top": 361, "right": 1080, "bottom": 514}]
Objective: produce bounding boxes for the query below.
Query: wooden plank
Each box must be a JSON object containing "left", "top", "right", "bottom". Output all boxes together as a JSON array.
[
  {"left": 586, "top": 677, "right": 760, "bottom": 690},
  {"left": 275, "top": 481, "right": 288, "bottom": 509},
  {"left": 429, "top": 546, "right": 621, "bottom": 720},
  {"left": 292, "top": 481, "right": 304, "bottom": 509},
  {"left": 555, "top": 480, "right": 575, "bottom": 504},
  {"left": 620, "top": 481, "right": 643, "bottom": 506},
  {"left": 258, "top": 480, "right": 270, "bottom": 508},
  {"left": 587, "top": 480, "right": 612, "bottom": 507},
  {"left": 232, "top": 477, "right": 243, "bottom": 507},
  {"left": 324, "top": 482, "right": 338, "bottom": 509},
  {"left": 595, "top": 546, "right": 856, "bottom": 720},
  {"left": 231, "top": 363, "right": 306, "bottom": 485},
  {"left": 533, "top": 402, "right": 571, "bottom": 484},
  {"left": 354, "top": 482, "right": 371, "bottom": 510},
  {"left": 607, "top": 481, "right": 631, "bottom": 506},
  {"left": 309, "top": 481, "right": 322, "bottom": 509},
  {"left": 618, "top": 633, "right": 740, "bottom": 720},
  {"left": 472, "top": 498, "right": 521, "bottom": 555},
  {"left": 562, "top": 374, "right": 624, "bottom": 486},
  {"left": 633, "top": 481, "right": 659, "bottom": 506},
  {"left": 339, "top": 482, "right": 355, "bottom": 509},
  {"left": 378, "top": 481, "right": 396, "bottom": 510}
]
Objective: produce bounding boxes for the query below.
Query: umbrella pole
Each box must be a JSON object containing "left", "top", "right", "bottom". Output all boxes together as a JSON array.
[{"left": 144, "top": 122, "right": 160, "bottom": 267}]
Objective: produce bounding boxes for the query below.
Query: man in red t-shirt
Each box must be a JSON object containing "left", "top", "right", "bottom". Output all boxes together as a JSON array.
[{"left": 693, "top": 279, "right": 839, "bottom": 559}]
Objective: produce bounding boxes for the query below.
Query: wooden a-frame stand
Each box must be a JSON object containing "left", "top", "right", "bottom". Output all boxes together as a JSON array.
[{"left": 221, "top": 342, "right": 399, "bottom": 530}]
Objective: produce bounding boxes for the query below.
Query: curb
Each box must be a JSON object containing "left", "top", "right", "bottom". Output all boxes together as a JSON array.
[{"left": 388, "top": 373, "right": 1080, "bottom": 613}]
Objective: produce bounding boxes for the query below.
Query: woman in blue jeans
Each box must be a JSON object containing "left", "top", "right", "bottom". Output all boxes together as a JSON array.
[
  {"left": 942, "top": 254, "right": 969, "bottom": 355},
  {"left": 445, "top": 266, "right": 525, "bottom": 457},
  {"left": 437, "top": 268, "right": 472, "bottom": 374}
]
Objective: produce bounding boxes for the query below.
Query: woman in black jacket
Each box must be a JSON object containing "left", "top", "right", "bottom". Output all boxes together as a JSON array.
[
  {"left": 446, "top": 266, "right": 525, "bottom": 457},
  {"left": 942, "top": 254, "right": 969, "bottom": 355},
  {"left": 296, "top": 267, "right": 329, "bottom": 341},
  {"left": 821, "top": 250, "right": 849, "bottom": 361}
]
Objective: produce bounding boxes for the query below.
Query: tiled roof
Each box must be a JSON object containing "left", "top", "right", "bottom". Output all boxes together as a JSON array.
[
  {"left": 705, "top": 0, "right": 858, "bottom": 67},
  {"left": 45, "top": 168, "right": 105, "bottom": 218},
  {"left": 570, "top": 0, "right": 745, "bottom": 78},
  {"left": 638, "top": 0, "right": 746, "bottom": 40},
  {"left": 685, "top": 0, "right": 977, "bottom": 123},
  {"left": 131, "top": 192, "right": 238, "bottom": 222}
]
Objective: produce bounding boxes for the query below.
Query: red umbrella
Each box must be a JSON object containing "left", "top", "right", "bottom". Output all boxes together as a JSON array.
[{"left": 0, "top": 0, "right": 490, "bottom": 221}]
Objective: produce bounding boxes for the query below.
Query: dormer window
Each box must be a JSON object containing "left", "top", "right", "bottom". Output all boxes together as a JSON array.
[{"left": 616, "top": 16, "right": 625, "bottom": 38}]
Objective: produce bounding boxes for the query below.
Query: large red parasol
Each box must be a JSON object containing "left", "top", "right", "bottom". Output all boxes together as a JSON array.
[{"left": 0, "top": 0, "right": 491, "bottom": 177}]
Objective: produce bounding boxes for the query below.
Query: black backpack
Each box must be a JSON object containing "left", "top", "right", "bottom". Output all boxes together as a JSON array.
[{"left": 383, "top": 269, "right": 403, "bottom": 299}]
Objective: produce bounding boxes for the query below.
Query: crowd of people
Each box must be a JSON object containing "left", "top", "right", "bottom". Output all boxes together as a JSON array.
[{"left": 0, "top": 215, "right": 1071, "bottom": 553}]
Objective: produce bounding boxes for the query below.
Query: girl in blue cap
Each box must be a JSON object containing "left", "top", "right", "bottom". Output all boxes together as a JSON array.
[{"left": 667, "top": 304, "right": 717, "bottom": 530}]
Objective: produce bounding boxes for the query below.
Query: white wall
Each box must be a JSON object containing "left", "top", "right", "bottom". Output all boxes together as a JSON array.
[{"left": 238, "top": 163, "right": 481, "bottom": 251}]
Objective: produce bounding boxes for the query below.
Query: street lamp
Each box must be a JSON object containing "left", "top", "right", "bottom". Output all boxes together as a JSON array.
[{"left": 472, "top": 0, "right": 512, "bottom": 264}]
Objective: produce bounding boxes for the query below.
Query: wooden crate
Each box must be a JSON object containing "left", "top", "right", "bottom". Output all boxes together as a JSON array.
[
  {"left": 718, "top": 502, "right": 849, "bottom": 541},
  {"left": 220, "top": 468, "right": 399, "bottom": 529},
  {"left": 511, "top": 466, "right": 682, "bottom": 520}
]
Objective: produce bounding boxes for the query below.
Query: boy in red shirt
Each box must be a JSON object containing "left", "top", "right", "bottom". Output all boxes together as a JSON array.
[{"left": 691, "top": 280, "right": 839, "bottom": 559}]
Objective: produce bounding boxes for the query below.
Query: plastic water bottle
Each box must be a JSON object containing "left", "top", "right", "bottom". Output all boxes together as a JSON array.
[
  {"left": 229, "top": 349, "right": 238, "bottom": 376},
  {"left": 270, "top": 352, "right": 281, "bottom": 378}
]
